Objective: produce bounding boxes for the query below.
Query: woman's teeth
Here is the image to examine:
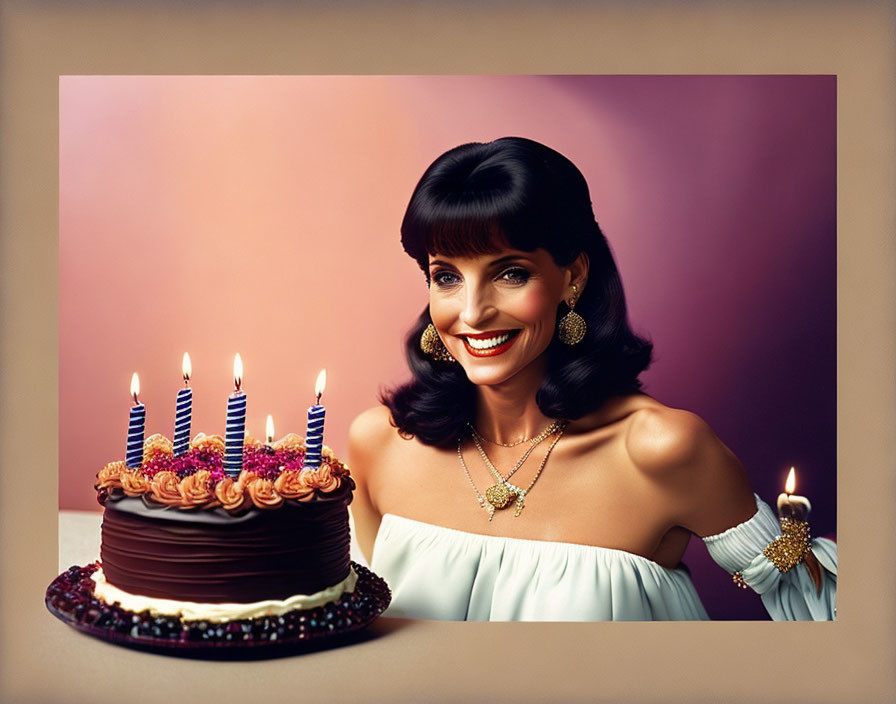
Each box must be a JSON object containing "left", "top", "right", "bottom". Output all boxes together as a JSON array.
[{"left": 465, "top": 333, "right": 513, "bottom": 350}]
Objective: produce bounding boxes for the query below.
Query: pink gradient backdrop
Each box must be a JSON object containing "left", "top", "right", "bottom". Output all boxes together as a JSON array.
[{"left": 60, "top": 75, "right": 836, "bottom": 619}]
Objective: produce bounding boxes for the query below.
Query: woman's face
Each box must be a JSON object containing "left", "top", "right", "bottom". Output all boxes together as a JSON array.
[{"left": 427, "top": 247, "right": 584, "bottom": 388}]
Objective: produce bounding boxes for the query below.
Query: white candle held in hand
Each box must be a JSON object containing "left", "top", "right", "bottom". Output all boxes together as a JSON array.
[{"left": 777, "top": 466, "right": 812, "bottom": 521}]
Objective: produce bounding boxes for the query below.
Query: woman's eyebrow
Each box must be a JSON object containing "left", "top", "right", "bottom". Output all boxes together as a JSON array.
[
  {"left": 428, "top": 259, "right": 454, "bottom": 269},
  {"left": 428, "top": 254, "right": 534, "bottom": 269},
  {"left": 488, "top": 254, "right": 535, "bottom": 267}
]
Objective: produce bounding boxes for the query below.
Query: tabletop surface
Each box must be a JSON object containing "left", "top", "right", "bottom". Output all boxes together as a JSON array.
[{"left": 46, "top": 510, "right": 845, "bottom": 704}]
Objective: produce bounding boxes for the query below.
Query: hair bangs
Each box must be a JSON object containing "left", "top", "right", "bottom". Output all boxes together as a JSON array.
[
  {"left": 404, "top": 198, "right": 548, "bottom": 272},
  {"left": 424, "top": 215, "right": 516, "bottom": 259}
]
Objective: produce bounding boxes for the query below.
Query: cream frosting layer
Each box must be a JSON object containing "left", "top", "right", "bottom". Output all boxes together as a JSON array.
[{"left": 91, "top": 566, "right": 357, "bottom": 622}]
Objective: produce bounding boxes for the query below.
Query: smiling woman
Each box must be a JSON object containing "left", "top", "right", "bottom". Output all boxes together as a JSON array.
[
  {"left": 348, "top": 137, "right": 837, "bottom": 622},
  {"left": 427, "top": 249, "right": 585, "bottom": 384}
]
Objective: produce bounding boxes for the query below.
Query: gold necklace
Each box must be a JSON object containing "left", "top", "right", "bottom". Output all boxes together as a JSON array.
[
  {"left": 468, "top": 419, "right": 563, "bottom": 447},
  {"left": 465, "top": 421, "right": 555, "bottom": 484},
  {"left": 468, "top": 427, "right": 552, "bottom": 511},
  {"left": 469, "top": 431, "right": 534, "bottom": 485},
  {"left": 472, "top": 422, "right": 566, "bottom": 513},
  {"left": 458, "top": 421, "right": 567, "bottom": 521},
  {"left": 457, "top": 423, "right": 555, "bottom": 518}
]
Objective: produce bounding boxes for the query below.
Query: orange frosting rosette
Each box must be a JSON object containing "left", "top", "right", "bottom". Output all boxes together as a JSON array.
[
  {"left": 273, "top": 469, "right": 315, "bottom": 501},
  {"left": 149, "top": 470, "right": 183, "bottom": 506},
  {"left": 119, "top": 468, "right": 150, "bottom": 496},
  {"left": 245, "top": 476, "right": 284, "bottom": 509},
  {"left": 95, "top": 460, "right": 126, "bottom": 490},
  {"left": 143, "top": 433, "right": 174, "bottom": 459},
  {"left": 303, "top": 462, "right": 343, "bottom": 494},
  {"left": 243, "top": 434, "right": 263, "bottom": 450},
  {"left": 272, "top": 433, "right": 305, "bottom": 452},
  {"left": 189, "top": 433, "right": 225, "bottom": 455},
  {"left": 179, "top": 470, "right": 216, "bottom": 508},
  {"left": 237, "top": 470, "right": 258, "bottom": 488},
  {"left": 214, "top": 477, "right": 250, "bottom": 512}
]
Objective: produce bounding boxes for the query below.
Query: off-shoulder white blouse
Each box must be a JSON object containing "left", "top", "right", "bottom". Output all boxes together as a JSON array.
[{"left": 370, "top": 494, "right": 837, "bottom": 621}]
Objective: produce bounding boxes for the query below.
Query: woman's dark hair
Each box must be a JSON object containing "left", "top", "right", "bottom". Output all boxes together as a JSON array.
[{"left": 381, "top": 136, "right": 653, "bottom": 447}]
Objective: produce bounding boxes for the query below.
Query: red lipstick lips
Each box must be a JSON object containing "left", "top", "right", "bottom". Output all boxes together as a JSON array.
[{"left": 459, "top": 329, "right": 521, "bottom": 357}]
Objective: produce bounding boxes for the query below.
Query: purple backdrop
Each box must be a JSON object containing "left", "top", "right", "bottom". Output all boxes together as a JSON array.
[{"left": 552, "top": 75, "right": 836, "bottom": 619}]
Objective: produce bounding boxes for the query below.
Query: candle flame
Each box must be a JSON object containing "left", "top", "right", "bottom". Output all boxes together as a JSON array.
[
  {"left": 266, "top": 414, "right": 275, "bottom": 444},
  {"left": 233, "top": 353, "right": 243, "bottom": 391},
  {"left": 182, "top": 352, "right": 192, "bottom": 382},
  {"left": 130, "top": 372, "right": 140, "bottom": 403},
  {"left": 315, "top": 369, "right": 327, "bottom": 400},
  {"left": 785, "top": 466, "right": 796, "bottom": 494}
]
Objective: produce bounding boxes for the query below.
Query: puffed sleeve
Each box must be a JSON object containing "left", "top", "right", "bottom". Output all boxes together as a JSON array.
[{"left": 701, "top": 493, "right": 837, "bottom": 620}]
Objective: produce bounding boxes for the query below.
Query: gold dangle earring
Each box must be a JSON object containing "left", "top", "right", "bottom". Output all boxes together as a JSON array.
[
  {"left": 558, "top": 284, "right": 587, "bottom": 345},
  {"left": 420, "top": 324, "right": 456, "bottom": 362}
]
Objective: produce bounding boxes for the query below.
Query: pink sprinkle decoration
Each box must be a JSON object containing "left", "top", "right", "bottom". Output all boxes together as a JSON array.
[
  {"left": 242, "top": 447, "right": 281, "bottom": 480},
  {"left": 135, "top": 444, "right": 323, "bottom": 489}
]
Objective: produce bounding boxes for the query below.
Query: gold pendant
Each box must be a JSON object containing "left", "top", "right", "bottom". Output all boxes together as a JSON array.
[{"left": 485, "top": 483, "right": 516, "bottom": 510}]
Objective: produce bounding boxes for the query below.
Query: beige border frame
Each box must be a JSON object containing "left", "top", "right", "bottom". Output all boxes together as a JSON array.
[{"left": 2, "top": 1, "right": 894, "bottom": 702}]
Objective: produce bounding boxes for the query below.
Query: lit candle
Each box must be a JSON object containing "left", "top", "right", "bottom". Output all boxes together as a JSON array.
[
  {"left": 776, "top": 466, "right": 812, "bottom": 521},
  {"left": 223, "top": 353, "right": 247, "bottom": 477},
  {"left": 304, "top": 369, "right": 327, "bottom": 469},
  {"left": 265, "top": 414, "right": 275, "bottom": 448},
  {"left": 173, "top": 352, "right": 193, "bottom": 456},
  {"left": 126, "top": 372, "right": 145, "bottom": 468}
]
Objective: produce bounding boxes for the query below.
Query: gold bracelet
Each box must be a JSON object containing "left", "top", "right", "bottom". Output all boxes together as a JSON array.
[{"left": 762, "top": 517, "right": 812, "bottom": 574}]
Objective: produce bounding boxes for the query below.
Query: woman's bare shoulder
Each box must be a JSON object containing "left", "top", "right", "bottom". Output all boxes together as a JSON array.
[
  {"left": 349, "top": 404, "right": 396, "bottom": 437},
  {"left": 623, "top": 401, "right": 713, "bottom": 475},
  {"left": 623, "top": 399, "right": 756, "bottom": 534},
  {"left": 565, "top": 394, "right": 706, "bottom": 466},
  {"left": 348, "top": 405, "right": 401, "bottom": 456}
]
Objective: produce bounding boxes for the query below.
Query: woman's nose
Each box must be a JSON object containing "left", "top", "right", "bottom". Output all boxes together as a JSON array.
[{"left": 459, "top": 284, "right": 496, "bottom": 329}]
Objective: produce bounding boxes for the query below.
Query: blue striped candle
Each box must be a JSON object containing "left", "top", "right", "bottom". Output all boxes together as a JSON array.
[
  {"left": 304, "top": 405, "right": 325, "bottom": 469},
  {"left": 223, "top": 354, "right": 246, "bottom": 477},
  {"left": 304, "top": 369, "right": 327, "bottom": 469},
  {"left": 126, "top": 372, "right": 145, "bottom": 468},
  {"left": 173, "top": 353, "right": 193, "bottom": 456},
  {"left": 173, "top": 387, "right": 193, "bottom": 456}
]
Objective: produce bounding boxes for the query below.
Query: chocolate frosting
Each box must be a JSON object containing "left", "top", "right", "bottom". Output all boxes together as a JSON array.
[{"left": 100, "top": 496, "right": 351, "bottom": 603}]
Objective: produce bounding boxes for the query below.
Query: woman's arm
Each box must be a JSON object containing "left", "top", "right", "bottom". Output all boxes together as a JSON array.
[
  {"left": 626, "top": 406, "right": 837, "bottom": 620},
  {"left": 347, "top": 405, "right": 391, "bottom": 564}
]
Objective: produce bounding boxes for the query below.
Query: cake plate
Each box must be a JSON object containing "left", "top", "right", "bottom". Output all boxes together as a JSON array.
[{"left": 46, "top": 561, "right": 391, "bottom": 657}]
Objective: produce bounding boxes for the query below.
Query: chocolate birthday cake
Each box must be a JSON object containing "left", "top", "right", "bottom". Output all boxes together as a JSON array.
[{"left": 46, "top": 432, "right": 390, "bottom": 650}]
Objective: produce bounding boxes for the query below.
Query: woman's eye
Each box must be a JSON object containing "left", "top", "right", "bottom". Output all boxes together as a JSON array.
[
  {"left": 499, "top": 267, "right": 530, "bottom": 284},
  {"left": 432, "top": 270, "right": 461, "bottom": 288}
]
